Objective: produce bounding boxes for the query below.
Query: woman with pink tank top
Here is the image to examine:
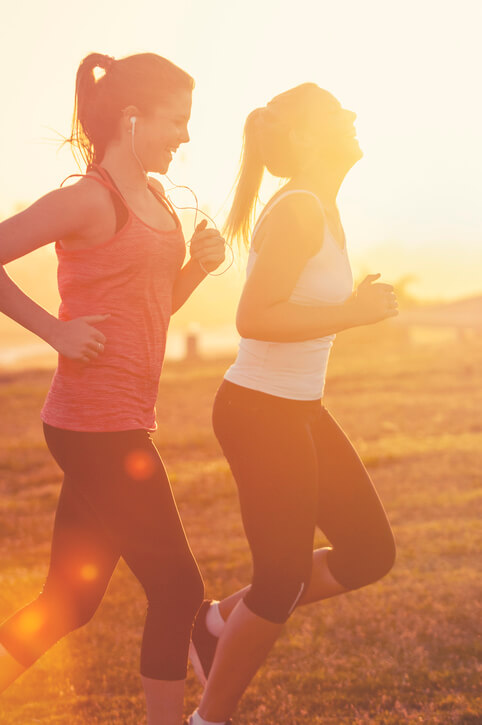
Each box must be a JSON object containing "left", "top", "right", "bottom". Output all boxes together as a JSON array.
[
  {"left": 186, "top": 86, "right": 398, "bottom": 725},
  {"left": 0, "top": 52, "right": 225, "bottom": 724}
]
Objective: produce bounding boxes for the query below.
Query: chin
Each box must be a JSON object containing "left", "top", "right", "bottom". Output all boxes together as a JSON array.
[
  {"left": 152, "top": 160, "right": 170, "bottom": 175},
  {"left": 354, "top": 146, "right": 363, "bottom": 162},
  {"left": 345, "top": 142, "right": 363, "bottom": 166}
]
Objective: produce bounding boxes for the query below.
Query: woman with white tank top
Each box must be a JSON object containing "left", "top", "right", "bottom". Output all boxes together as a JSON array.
[{"left": 185, "top": 84, "right": 399, "bottom": 725}]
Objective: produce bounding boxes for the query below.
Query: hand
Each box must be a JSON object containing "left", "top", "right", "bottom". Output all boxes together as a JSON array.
[
  {"left": 48, "top": 314, "right": 110, "bottom": 363},
  {"left": 189, "top": 219, "right": 226, "bottom": 274},
  {"left": 349, "top": 273, "right": 399, "bottom": 325}
]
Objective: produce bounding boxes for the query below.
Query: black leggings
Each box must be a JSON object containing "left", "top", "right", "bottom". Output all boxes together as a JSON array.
[
  {"left": 212, "top": 380, "right": 396, "bottom": 624},
  {"left": 0, "top": 425, "right": 204, "bottom": 680}
]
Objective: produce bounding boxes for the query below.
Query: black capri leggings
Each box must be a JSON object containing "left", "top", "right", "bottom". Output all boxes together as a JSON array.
[
  {"left": 212, "top": 379, "right": 396, "bottom": 624},
  {"left": 0, "top": 425, "right": 204, "bottom": 680}
]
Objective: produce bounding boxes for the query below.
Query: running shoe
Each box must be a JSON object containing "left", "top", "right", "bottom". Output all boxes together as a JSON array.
[
  {"left": 184, "top": 719, "right": 232, "bottom": 725},
  {"left": 189, "top": 599, "right": 219, "bottom": 686}
]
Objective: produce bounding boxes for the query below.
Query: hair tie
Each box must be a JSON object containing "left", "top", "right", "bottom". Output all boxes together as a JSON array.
[{"left": 102, "top": 55, "right": 115, "bottom": 71}]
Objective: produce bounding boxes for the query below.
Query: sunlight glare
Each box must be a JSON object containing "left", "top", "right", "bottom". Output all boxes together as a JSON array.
[
  {"left": 16, "top": 610, "right": 44, "bottom": 635},
  {"left": 79, "top": 563, "right": 99, "bottom": 581},
  {"left": 124, "top": 449, "right": 156, "bottom": 481}
]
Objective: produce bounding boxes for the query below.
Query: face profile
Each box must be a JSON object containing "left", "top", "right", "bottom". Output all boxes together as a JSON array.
[
  {"left": 265, "top": 85, "right": 363, "bottom": 176},
  {"left": 130, "top": 89, "right": 193, "bottom": 174}
]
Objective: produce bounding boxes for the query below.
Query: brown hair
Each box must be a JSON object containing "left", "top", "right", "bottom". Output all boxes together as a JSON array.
[
  {"left": 224, "top": 83, "right": 328, "bottom": 249},
  {"left": 68, "top": 52, "right": 194, "bottom": 169}
]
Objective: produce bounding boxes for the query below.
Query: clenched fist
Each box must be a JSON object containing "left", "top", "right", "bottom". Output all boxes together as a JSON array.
[
  {"left": 348, "top": 273, "right": 399, "bottom": 325},
  {"left": 189, "top": 219, "right": 226, "bottom": 274}
]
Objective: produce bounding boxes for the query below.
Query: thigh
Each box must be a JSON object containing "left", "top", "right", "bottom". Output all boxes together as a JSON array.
[
  {"left": 310, "top": 408, "right": 394, "bottom": 571},
  {"left": 42, "top": 472, "right": 120, "bottom": 615},
  {"left": 213, "top": 386, "right": 319, "bottom": 572},
  {"left": 111, "top": 434, "right": 200, "bottom": 591},
  {"left": 44, "top": 425, "right": 199, "bottom": 594}
]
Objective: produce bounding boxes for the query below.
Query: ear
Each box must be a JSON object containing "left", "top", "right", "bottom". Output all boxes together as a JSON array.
[{"left": 121, "top": 105, "right": 141, "bottom": 134}]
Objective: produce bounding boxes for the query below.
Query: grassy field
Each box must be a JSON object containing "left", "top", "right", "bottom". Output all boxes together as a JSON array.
[{"left": 0, "top": 325, "right": 481, "bottom": 724}]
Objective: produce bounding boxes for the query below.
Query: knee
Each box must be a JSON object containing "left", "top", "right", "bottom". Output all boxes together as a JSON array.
[
  {"left": 366, "top": 528, "right": 397, "bottom": 585},
  {"left": 330, "top": 528, "right": 396, "bottom": 591},
  {"left": 186, "top": 566, "right": 205, "bottom": 618},
  {"left": 244, "top": 564, "right": 311, "bottom": 624},
  {"left": 8, "top": 588, "right": 98, "bottom": 659},
  {"left": 38, "top": 582, "right": 103, "bottom": 632},
  {"left": 147, "top": 559, "right": 205, "bottom": 622},
  {"left": 47, "top": 596, "right": 99, "bottom": 632},
  {"left": 180, "top": 559, "right": 205, "bottom": 616},
  {"left": 377, "top": 532, "right": 397, "bottom": 581},
  {"left": 69, "top": 600, "right": 101, "bottom": 630}
]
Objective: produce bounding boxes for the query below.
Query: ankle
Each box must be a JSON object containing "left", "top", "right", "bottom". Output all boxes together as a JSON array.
[{"left": 189, "top": 709, "right": 227, "bottom": 725}]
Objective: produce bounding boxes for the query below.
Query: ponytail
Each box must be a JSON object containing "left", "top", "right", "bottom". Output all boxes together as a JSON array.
[
  {"left": 223, "top": 109, "right": 265, "bottom": 250},
  {"left": 70, "top": 53, "right": 116, "bottom": 169},
  {"left": 224, "top": 83, "right": 333, "bottom": 250}
]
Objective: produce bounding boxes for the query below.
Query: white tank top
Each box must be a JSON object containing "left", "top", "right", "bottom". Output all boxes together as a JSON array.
[{"left": 224, "top": 190, "right": 353, "bottom": 400}]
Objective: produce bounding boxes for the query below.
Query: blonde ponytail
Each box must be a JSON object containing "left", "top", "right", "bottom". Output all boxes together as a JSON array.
[{"left": 223, "top": 109, "right": 265, "bottom": 250}]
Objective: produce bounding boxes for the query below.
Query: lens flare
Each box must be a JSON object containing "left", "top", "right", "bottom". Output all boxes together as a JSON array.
[
  {"left": 17, "top": 610, "right": 44, "bottom": 635},
  {"left": 80, "top": 563, "right": 99, "bottom": 581},
  {"left": 124, "top": 449, "right": 156, "bottom": 480}
]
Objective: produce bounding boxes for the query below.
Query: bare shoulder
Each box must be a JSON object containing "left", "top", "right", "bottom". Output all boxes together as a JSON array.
[
  {"left": 71, "top": 172, "right": 116, "bottom": 209},
  {"left": 268, "top": 191, "right": 324, "bottom": 231},
  {"left": 257, "top": 191, "right": 325, "bottom": 257},
  {"left": 36, "top": 173, "right": 111, "bottom": 215},
  {"left": 0, "top": 173, "right": 115, "bottom": 264},
  {"left": 56, "top": 173, "right": 120, "bottom": 244},
  {"left": 59, "top": 173, "right": 119, "bottom": 230}
]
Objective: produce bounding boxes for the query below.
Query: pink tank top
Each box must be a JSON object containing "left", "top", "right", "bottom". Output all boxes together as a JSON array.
[{"left": 41, "top": 166, "right": 186, "bottom": 432}]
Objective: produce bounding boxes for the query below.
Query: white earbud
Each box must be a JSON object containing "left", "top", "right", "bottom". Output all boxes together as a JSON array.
[{"left": 130, "top": 116, "right": 136, "bottom": 134}]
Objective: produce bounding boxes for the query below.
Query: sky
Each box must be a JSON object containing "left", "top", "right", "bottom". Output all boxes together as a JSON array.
[{"left": 0, "top": 0, "right": 481, "bottom": 306}]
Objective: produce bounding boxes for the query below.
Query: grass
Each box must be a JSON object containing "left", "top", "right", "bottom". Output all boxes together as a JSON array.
[{"left": 0, "top": 325, "right": 481, "bottom": 724}]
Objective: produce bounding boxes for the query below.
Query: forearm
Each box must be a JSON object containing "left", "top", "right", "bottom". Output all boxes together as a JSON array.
[
  {"left": 0, "top": 266, "right": 58, "bottom": 344},
  {"left": 237, "top": 297, "right": 365, "bottom": 342},
  {"left": 171, "top": 258, "right": 207, "bottom": 314}
]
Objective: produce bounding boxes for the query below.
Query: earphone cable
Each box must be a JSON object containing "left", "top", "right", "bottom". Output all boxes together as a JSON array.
[
  {"left": 129, "top": 121, "right": 233, "bottom": 276},
  {"left": 162, "top": 175, "right": 234, "bottom": 277}
]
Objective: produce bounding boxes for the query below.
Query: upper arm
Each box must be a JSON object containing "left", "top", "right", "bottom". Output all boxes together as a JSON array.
[
  {"left": 0, "top": 178, "right": 106, "bottom": 265},
  {"left": 237, "top": 194, "right": 324, "bottom": 329}
]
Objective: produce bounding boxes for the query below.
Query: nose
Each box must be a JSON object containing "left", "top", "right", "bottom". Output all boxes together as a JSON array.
[{"left": 180, "top": 126, "right": 190, "bottom": 144}]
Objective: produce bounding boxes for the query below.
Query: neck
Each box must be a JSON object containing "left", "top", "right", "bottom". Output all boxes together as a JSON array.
[
  {"left": 290, "top": 155, "right": 358, "bottom": 209},
  {"left": 97, "top": 139, "right": 148, "bottom": 194}
]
